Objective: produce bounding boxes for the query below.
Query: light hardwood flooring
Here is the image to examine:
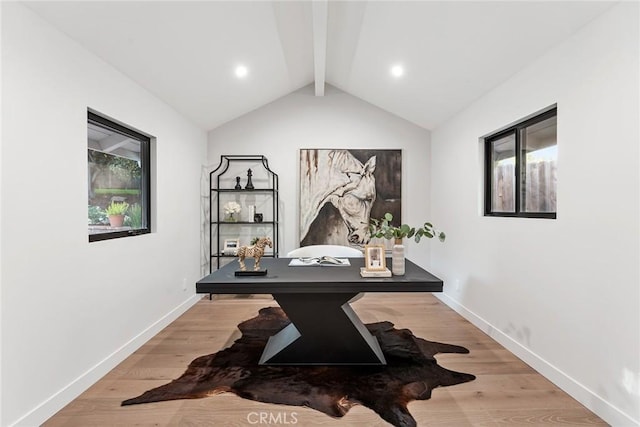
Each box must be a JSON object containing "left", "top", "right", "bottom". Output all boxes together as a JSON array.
[{"left": 44, "top": 294, "right": 607, "bottom": 426}]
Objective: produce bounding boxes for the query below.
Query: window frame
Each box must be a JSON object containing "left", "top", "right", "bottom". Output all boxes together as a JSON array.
[
  {"left": 88, "top": 111, "right": 152, "bottom": 242},
  {"left": 484, "top": 106, "right": 557, "bottom": 219}
]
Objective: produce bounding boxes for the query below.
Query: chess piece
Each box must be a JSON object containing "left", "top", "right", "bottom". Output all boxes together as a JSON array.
[
  {"left": 245, "top": 169, "right": 255, "bottom": 190},
  {"left": 234, "top": 177, "right": 242, "bottom": 190}
]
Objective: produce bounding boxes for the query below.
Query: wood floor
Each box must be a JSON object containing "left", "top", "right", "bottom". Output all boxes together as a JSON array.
[{"left": 44, "top": 294, "right": 606, "bottom": 426}]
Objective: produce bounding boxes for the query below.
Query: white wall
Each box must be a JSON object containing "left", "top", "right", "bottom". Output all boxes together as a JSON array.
[
  {"left": 1, "top": 4, "right": 206, "bottom": 426},
  {"left": 431, "top": 3, "right": 639, "bottom": 425},
  {"left": 207, "top": 84, "right": 433, "bottom": 263},
  {"left": 0, "top": 3, "right": 4, "bottom": 424}
]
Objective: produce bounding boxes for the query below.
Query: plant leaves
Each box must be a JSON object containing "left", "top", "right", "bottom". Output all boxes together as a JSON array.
[{"left": 367, "top": 212, "right": 446, "bottom": 245}]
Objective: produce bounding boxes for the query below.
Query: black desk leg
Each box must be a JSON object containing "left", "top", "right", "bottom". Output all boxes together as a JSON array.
[{"left": 259, "top": 293, "right": 386, "bottom": 366}]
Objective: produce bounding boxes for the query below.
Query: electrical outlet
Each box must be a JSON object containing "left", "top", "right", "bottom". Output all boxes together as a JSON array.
[
  {"left": 455, "top": 279, "right": 461, "bottom": 291},
  {"left": 182, "top": 278, "right": 187, "bottom": 291}
]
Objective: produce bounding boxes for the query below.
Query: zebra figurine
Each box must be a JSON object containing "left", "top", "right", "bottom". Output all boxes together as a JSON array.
[{"left": 236, "top": 237, "right": 273, "bottom": 271}]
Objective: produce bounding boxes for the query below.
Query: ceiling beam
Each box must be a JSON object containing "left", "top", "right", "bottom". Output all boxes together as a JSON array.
[
  {"left": 102, "top": 138, "right": 132, "bottom": 153},
  {"left": 312, "top": 0, "right": 328, "bottom": 96}
]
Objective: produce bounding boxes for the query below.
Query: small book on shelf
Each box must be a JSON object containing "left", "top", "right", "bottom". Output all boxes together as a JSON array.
[{"left": 360, "top": 267, "right": 392, "bottom": 278}]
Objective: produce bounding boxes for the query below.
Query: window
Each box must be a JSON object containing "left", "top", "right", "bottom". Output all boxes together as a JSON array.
[
  {"left": 484, "top": 107, "right": 557, "bottom": 219},
  {"left": 88, "top": 111, "right": 151, "bottom": 241}
]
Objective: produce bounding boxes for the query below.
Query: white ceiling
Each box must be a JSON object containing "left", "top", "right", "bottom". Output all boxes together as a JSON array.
[{"left": 24, "top": 1, "right": 616, "bottom": 131}]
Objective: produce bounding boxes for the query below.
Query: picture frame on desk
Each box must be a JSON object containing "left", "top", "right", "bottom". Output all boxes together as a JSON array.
[
  {"left": 223, "top": 238, "right": 240, "bottom": 255},
  {"left": 364, "top": 245, "right": 386, "bottom": 271}
]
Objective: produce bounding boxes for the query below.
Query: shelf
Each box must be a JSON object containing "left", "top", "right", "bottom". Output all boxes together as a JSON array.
[
  {"left": 209, "top": 154, "right": 279, "bottom": 274},
  {"left": 212, "top": 188, "right": 276, "bottom": 193},
  {"left": 214, "top": 221, "right": 276, "bottom": 225}
]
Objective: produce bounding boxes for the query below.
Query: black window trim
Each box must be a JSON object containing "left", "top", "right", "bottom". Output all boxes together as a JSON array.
[
  {"left": 484, "top": 106, "right": 557, "bottom": 219},
  {"left": 88, "top": 110, "right": 152, "bottom": 242}
]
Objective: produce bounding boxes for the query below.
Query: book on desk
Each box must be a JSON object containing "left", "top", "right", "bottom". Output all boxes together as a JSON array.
[{"left": 288, "top": 256, "right": 351, "bottom": 267}]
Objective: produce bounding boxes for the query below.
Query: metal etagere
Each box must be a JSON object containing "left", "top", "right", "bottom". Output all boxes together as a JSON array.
[{"left": 209, "top": 155, "right": 279, "bottom": 273}]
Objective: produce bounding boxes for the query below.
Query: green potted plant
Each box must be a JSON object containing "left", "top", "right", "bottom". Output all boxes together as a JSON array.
[
  {"left": 368, "top": 213, "right": 446, "bottom": 244},
  {"left": 105, "top": 201, "right": 129, "bottom": 228},
  {"left": 368, "top": 213, "right": 445, "bottom": 275}
]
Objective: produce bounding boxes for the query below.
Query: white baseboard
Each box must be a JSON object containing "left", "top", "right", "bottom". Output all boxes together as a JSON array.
[
  {"left": 10, "top": 294, "right": 202, "bottom": 427},
  {"left": 436, "top": 292, "right": 639, "bottom": 427}
]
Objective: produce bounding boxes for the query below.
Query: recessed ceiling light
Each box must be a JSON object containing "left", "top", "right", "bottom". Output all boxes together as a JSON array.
[
  {"left": 235, "top": 65, "right": 248, "bottom": 79},
  {"left": 390, "top": 64, "right": 404, "bottom": 78}
]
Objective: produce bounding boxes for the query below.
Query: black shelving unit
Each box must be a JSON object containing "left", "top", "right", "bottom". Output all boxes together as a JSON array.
[{"left": 209, "top": 155, "right": 279, "bottom": 273}]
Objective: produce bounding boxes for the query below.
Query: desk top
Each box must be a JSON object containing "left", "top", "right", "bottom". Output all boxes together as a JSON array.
[{"left": 196, "top": 257, "right": 443, "bottom": 294}]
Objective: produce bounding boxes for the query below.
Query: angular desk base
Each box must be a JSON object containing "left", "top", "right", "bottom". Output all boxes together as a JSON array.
[{"left": 259, "top": 293, "right": 386, "bottom": 366}]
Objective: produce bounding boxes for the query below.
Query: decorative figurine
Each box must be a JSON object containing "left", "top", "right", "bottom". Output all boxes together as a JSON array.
[
  {"left": 253, "top": 213, "right": 263, "bottom": 223},
  {"left": 245, "top": 169, "right": 254, "bottom": 190},
  {"left": 236, "top": 237, "right": 272, "bottom": 272},
  {"left": 234, "top": 176, "right": 242, "bottom": 190}
]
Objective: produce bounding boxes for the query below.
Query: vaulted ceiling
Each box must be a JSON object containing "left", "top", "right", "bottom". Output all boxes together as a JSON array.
[{"left": 24, "top": 1, "right": 616, "bottom": 131}]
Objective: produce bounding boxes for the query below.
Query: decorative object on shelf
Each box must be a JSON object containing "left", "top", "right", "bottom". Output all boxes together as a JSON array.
[
  {"left": 248, "top": 205, "right": 256, "bottom": 223},
  {"left": 245, "top": 168, "right": 254, "bottom": 190},
  {"left": 299, "top": 149, "right": 401, "bottom": 249},
  {"left": 368, "top": 213, "right": 446, "bottom": 276},
  {"left": 254, "top": 213, "right": 263, "bottom": 223},
  {"left": 223, "top": 238, "right": 240, "bottom": 255},
  {"left": 105, "top": 201, "right": 129, "bottom": 228},
  {"left": 223, "top": 201, "right": 241, "bottom": 222},
  {"left": 234, "top": 177, "right": 242, "bottom": 190},
  {"left": 237, "top": 237, "right": 272, "bottom": 272}
]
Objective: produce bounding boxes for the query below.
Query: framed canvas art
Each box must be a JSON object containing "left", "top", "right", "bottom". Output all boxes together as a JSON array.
[{"left": 299, "top": 149, "right": 401, "bottom": 248}]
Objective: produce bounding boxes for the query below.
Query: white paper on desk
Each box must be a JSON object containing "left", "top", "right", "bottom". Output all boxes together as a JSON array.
[{"left": 288, "top": 257, "right": 351, "bottom": 267}]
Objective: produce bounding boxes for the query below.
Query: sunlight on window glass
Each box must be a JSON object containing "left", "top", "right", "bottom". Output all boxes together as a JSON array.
[
  {"left": 527, "top": 145, "right": 557, "bottom": 163},
  {"left": 497, "top": 156, "right": 515, "bottom": 166}
]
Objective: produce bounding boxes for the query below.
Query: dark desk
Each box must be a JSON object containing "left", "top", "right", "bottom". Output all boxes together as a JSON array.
[{"left": 196, "top": 257, "right": 443, "bottom": 366}]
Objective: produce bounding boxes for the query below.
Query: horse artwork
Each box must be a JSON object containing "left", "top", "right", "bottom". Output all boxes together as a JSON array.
[
  {"left": 237, "top": 237, "right": 272, "bottom": 271},
  {"left": 299, "top": 149, "right": 401, "bottom": 248}
]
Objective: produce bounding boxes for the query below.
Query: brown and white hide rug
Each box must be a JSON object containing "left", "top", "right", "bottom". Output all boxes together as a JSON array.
[{"left": 122, "top": 307, "right": 475, "bottom": 427}]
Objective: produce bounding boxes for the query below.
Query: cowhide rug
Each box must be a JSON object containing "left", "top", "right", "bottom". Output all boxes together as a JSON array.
[{"left": 122, "top": 307, "right": 475, "bottom": 427}]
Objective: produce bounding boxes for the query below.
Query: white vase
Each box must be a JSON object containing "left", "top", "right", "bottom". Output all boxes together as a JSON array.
[{"left": 392, "top": 240, "right": 405, "bottom": 276}]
